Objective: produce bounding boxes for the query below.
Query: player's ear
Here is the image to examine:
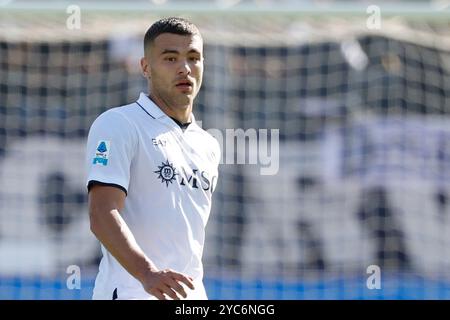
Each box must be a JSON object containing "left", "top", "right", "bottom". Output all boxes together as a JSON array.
[{"left": 140, "top": 57, "right": 150, "bottom": 78}]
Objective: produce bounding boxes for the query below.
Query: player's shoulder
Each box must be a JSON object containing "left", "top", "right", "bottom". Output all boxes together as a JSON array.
[
  {"left": 90, "top": 103, "right": 137, "bottom": 131},
  {"left": 87, "top": 103, "right": 139, "bottom": 151}
]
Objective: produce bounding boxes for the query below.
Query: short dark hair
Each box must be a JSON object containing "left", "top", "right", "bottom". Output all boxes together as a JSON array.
[{"left": 144, "top": 17, "right": 201, "bottom": 54}]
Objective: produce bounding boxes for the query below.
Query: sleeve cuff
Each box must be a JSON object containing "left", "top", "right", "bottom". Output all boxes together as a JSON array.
[{"left": 87, "top": 180, "right": 128, "bottom": 196}]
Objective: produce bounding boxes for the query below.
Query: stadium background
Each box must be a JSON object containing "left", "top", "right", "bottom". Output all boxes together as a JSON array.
[{"left": 1, "top": 0, "right": 450, "bottom": 299}]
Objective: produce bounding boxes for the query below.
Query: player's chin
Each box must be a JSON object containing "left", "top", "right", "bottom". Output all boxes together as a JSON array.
[
  {"left": 175, "top": 86, "right": 194, "bottom": 95},
  {"left": 172, "top": 95, "right": 193, "bottom": 107},
  {"left": 176, "top": 89, "right": 196, "bottom": 99}
]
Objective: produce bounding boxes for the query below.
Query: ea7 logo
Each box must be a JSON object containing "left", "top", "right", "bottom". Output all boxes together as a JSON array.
[{"left": 152, "top": 138, "right": 167, "bottom": 147}]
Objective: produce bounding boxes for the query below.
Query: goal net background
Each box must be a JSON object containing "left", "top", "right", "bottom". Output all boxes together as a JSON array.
[{"left": 1, "top": 0, "right": 450, "bottom": 299}]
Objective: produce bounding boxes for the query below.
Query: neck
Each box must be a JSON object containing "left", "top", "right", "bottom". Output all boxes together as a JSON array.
[{"left": 148, "top": 93, "right": 192, "bottom": 124}]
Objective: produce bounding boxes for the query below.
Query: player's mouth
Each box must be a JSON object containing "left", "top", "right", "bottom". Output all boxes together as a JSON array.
[{"left": 175, "top": 79, "right": 193, "bottom": 91}]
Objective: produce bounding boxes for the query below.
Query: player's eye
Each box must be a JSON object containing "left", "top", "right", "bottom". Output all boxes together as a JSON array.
[{"left": 164, "top": 57, "right": 177, "bottom": 62}]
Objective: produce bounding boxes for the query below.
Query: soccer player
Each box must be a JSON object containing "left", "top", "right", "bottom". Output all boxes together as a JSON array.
[{"left": 85, "top": 17, "right": 220, "bottom": 300}]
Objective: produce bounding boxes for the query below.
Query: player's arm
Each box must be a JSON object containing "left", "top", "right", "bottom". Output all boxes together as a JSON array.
[{"left": 88, "top": 184, "right": 195, "bottom": 300}]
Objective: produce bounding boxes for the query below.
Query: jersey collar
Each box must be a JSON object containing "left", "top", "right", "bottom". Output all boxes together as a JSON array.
[
  {"left": 136, "top": 92, "right": 198, "bottom": 132},
  {"left": 136, "top": 92, "right": 166, "bottom": 119}
]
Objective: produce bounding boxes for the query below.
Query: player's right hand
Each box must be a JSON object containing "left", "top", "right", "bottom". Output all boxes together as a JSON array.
[{"left": 140, "top": 268, "right": 195, "bottom": 300}]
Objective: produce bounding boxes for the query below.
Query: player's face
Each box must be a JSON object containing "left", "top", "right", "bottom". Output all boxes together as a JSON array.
[{"left": 144, "top": 33, "right": 204, "bottom": 110}]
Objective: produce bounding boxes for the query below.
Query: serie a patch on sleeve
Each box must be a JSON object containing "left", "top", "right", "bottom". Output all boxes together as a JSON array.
[{"left": 93, "top": 140, "right": 110, "bottom": 166}]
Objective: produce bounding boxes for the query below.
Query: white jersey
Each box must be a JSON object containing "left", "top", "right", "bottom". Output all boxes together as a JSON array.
[{"left": 85, "top": 93, "right": 220, "bottom": 300}]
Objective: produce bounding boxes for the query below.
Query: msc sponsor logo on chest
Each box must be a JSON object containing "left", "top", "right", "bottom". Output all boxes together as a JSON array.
[
  {"left": 154, "top": 160, "right": 217, "bottom": 192},
  {"left": 154, "top": 160, "right": 178, "bottom": 187}
]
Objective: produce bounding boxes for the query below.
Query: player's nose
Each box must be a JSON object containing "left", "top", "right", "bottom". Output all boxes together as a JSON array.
[{"left": 177, "top": 59, "right": 191, "bottom": 76}]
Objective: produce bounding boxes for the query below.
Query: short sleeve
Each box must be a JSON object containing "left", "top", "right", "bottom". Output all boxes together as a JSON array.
[{"left": 85, "top": 110, "right": 137, "bottom": 194}]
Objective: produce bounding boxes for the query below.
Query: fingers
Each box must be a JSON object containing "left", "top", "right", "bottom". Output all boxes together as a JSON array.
[
  {"left": 171, "top": 272, "right": 195, "bottom": 290},
  {"left": 161, "top": 284, "right": 181, "bottom": 300},
  {"left": 150, "top": 283, "right": 183, "bottom": 300},
  {"left": 166, "top": 278, "right": 187, "bottom": 298},
  {"left": 143, "top": 269, "right": 195, "bottom": 300},
  {"left": 149, "top": 288, "right": 166, "bottom": 300}
]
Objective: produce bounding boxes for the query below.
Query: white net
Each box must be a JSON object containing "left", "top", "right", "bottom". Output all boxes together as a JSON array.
[{"left": 1, "top": 1, "right": 450, "bottom": 299}]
